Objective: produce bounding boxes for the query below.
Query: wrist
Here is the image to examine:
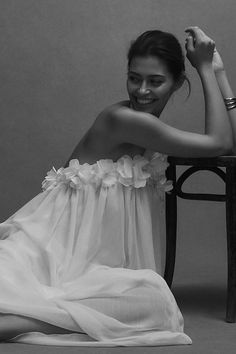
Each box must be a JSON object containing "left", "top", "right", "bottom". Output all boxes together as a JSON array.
[
  {"left": 196, "top": 62, "right": 214, "bottom": 76},
  {"left": 215, "top": 68, "right": 227, "bottom": 79},
  {"left": 214, "top": 69, "right": 234, "bottom": 97}
]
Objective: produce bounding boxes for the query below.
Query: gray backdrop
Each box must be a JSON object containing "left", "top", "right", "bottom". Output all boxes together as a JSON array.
[{"left": 0, "top": 0, "right": 235, "bottom": 286}]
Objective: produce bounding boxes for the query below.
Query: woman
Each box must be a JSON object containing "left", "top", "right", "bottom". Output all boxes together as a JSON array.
[{"left": 0, "top": 27, "right": 232, "bottom": 346}]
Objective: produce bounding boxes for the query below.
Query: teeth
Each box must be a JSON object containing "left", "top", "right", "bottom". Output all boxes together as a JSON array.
[{"left": 136, "top": 98, "right": 155, "bottom": 105}]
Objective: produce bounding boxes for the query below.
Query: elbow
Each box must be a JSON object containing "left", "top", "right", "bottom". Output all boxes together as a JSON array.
[{"left": 217, "top": 135, "right": 234, "bottom": 156}]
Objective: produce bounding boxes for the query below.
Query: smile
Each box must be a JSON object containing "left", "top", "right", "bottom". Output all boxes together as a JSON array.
[{"left": 135, "top": 97, "right": 157, "bottom": 105}]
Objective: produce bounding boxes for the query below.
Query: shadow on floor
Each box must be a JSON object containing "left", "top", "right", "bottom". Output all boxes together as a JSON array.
[{"left": 172, "top": 283, "right": 227, "bottom": 321}]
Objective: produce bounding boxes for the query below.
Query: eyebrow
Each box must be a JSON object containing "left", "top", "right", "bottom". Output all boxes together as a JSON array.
[{"left": 127, "top": 71, "right": 165, "bottom": 78}]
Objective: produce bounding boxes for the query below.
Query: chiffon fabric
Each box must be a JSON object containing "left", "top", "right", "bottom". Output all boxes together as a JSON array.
[{"left": 0, "top": 149, "right": 192, "bottom": 346}]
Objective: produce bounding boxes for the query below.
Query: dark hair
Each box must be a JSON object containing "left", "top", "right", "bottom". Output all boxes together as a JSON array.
[{"left": 127, "top": 30, "right": 190, "bottom": 94}]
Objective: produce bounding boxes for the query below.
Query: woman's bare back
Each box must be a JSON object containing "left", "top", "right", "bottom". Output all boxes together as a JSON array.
[{"left": 65, "top": 101, "right": 146, "bottom": 166}]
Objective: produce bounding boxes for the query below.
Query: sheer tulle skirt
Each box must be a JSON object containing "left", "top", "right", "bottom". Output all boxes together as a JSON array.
[{"left": 0, "top": 154, "right": 191, "bottom": 346}]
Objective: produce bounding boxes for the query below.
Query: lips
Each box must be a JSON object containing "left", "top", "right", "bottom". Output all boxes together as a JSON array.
[{"left": 134, "top": 97, "right": 157, "bottom": 105}]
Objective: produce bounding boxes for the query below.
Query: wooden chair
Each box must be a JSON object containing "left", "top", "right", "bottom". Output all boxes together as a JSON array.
[{"left": 164, "top": 156, "right": 236, "bottom": 323}]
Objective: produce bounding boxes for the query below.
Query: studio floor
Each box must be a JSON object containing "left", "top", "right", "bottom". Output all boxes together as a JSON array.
[{"left": 1, "top": 280, "right": 235, "bottom": 354}]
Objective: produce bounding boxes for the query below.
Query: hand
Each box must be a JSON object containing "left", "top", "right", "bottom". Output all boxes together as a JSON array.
[
  {"left": 185, "top": 26, "right": 215, "bottom": 71},
  {"left": 212, "top": 48, "right": 225, "bottom": 73}
]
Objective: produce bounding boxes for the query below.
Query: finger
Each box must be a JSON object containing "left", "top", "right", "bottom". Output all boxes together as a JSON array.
[
  {"left": 185, "top": 26, "right": 215, "bottom": 44},
  {"left": 186, "top": 29, "right": 215, "bottom": 50},
  {"left": 185, "top": 35, "right": 195, "bottom": 51},
  {"left": 185, "top": 26, "right": 206, "bottom": 35},
  {"left": 185, "top": 26, "right": 206, "bottom": 42}
]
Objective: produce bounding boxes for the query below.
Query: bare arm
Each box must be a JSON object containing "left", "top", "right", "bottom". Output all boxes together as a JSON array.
[
  {"left": 212, "top": 49, "right": 236, "bottom": 153},
  {"left": 111, "top": 105, "right": 231, "bottom": 157}
]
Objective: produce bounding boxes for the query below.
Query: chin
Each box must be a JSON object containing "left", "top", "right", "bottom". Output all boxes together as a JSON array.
[
  {"left": 140, "top": 107, "right": 154, "bottom": 114},
  {"left": 132, "top": 103, "right": 158, "bottom": 115},
  {"left": 129, "top": 98, "right": 160, "bottom": 114}
]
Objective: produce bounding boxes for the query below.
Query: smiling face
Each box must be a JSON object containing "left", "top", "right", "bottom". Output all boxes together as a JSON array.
[{"left": 127, "top": 56, "right": 179, "bottom": 117}]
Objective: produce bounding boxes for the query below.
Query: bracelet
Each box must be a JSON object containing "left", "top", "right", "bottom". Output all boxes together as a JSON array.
[{"left": 224, "top": 97, "right": 236, "bottom": 111}]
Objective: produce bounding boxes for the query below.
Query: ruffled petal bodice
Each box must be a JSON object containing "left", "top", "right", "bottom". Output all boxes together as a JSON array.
[{"left": 42, "top": 151, "right": 173, "bottom": 194}]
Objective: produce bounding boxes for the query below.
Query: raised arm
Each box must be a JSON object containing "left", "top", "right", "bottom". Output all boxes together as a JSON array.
[
  {"left": 211, "top": 48, "right": 236, "bottom": 153},
  {"left": 110, "top": 27, "right": 232, "bottom": 157}
]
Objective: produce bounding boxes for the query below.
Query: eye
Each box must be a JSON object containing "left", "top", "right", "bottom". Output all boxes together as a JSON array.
[
  {"left": 128, "top": 74, "right": 140, "bottom": 84},
  {"left": 150, "top": 80, "right": 163, "bottom": 87}
]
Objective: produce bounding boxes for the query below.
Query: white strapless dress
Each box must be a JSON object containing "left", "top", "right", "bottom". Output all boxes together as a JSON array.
[{"left": 0, "top": 150, "right": 192, "bottom": 346}]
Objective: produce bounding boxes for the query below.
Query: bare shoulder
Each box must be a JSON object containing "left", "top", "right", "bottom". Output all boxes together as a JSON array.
[
  {"left": 105, "top": 102, "right": 161, "bottom": 144},
  {"left": 92, "top": 100, "right": 131, "bottom": 133},
  {"left": 91, "top": 100, "right": 158, "bottom": 147},
  {"left": 66, "top": 101, "right": 137, "bottom": 165}
]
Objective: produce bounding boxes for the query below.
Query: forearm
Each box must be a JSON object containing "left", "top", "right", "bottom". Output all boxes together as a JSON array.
[
  {"left": 215, "top": 69, "right": 236, "bottom": 152},
  {"left": 198, "top": 64, "right": 232, "bottom": 148}
]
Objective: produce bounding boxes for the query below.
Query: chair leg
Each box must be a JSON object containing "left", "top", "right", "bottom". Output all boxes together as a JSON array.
[
  {"left": 225, "top": 166, "right": 236, "bottom": 323},
  {"left": 164, "top": 165, "right": 177, "bottom": 288}
]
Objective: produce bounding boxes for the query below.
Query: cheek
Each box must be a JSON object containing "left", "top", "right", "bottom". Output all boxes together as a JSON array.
[
  {"left": 126, "top": 81, "right": 132, "bottom": 94},
  {"left": 156, "top": 85, "right": 174, "bottom": 99},
  {"left": 126, "top": 81, "right": 136, "bottom": 92}
]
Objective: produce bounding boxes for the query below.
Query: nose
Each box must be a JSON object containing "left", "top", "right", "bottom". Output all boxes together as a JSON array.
[{"left": 138, "top": 81, "right": 150, "bottom": 95}]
